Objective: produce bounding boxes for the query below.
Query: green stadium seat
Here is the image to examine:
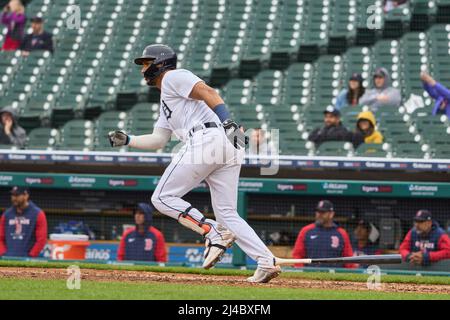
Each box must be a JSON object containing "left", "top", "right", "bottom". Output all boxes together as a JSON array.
[
  {"left": 59, "top": 119, "right": 95, "bottom": 151},
  {"left": 223, "top": 79, "right": 253, "bottom": 107},
  {"left": 27, "top": 127, "right": 59, "bottom": 150},
  {"left": 436, "top": 0, "right": 450, "bottom": 23},
  {"left": 328, "top": 0, "right": 357, "bottom": 54},
  {"left": 383, "top": 3, "right": 411, "bottom": 39},
  {"left": 0, "top": 144, "right": 16, "bottom": 150},
  {"left": 355, "top": 0, "right": 384, "bottom": 46},
  {"left": 270, "top": 0, "right": 304, "bottom": 69},
  {"left": 95, "top": 111, "right": 128, "bottom": 151},
  {"left": 298, "top": 1, "right": 332, "bottom": 62},
  {"left": 128, "top": 103, "right": 158, "bottom": 136},
  {"left": 316, "top": 141, "right": 353, "bottom": 157},
  {"left": 283, "top": 63, "right": 314, "bottom": 106},
  {"left": 253, "top": 70, "right": 283, "bottom": 105},
  {"left": 239, "top": 1, "right": 279, "bottom": 78},
  {"left": 355, "top": 143, "right": 388, "bottom": 157},
  {"left": 410, "top": 0, "right": 437, "bottom": 31},
  {"left": 394, "top": 143, "right": 424, "bottom": 158},
  {"left": 312, "top": 55, "right": 343, "bottom": 107},
  {"left": 19, "top": 100, "right": 53, "bottom": 131}
]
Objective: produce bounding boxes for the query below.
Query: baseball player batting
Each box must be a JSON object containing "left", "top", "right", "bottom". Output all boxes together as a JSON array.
[{"left": 108, "top": 44, "right": 280, "bottom": 283}]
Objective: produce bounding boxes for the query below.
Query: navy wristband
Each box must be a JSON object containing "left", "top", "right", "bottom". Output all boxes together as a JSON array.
[{"left": 213, "top": 103, "right": 231, "bottom": 122}]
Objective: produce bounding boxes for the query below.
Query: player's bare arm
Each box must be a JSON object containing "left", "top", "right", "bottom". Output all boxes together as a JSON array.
[
  {"left": 189, "top": 82, "right": 224, "bottom": 108},
  {"left": 189, "top": 81, "right": 248, "bottom": 149}
]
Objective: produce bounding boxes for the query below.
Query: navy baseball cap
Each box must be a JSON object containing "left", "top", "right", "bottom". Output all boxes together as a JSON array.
[
  {"left": 349, "top": 73, "right": 363, "bottom": 82},
  {"left": 356, "top": 219, "right": 371, "bottom": 229},
  {"left": 10, "top": 186, "right": 29, "bottom": 196},
  {"left": 323, "top": 106, "right": 341, "bottom": 117},
  {"left": 414, "top": 210, "right": 432, "bottom": 222},
  {"left": 30, "top": 17, "right": 43, "bottom": 23},
  {"left": 316, "top": 200, "right": 334, "bottom": 212},
  {"left": 373, "top": 69, "right": 386, "bottom": 78}
]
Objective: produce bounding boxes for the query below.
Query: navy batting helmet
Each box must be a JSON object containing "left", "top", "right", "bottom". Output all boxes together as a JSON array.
[{"left": 134, "top": 44, "right": 177, "bottom": 86}]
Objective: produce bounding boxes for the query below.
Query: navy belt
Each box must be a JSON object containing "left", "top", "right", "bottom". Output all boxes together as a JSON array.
[{"left": 189, "top": 122, "right": 221, "bottom": 137}]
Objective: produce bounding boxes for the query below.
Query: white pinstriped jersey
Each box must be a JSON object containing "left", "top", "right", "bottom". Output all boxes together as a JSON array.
[{"left": 155, "top": 69, "right": 220, "bottom": 142}]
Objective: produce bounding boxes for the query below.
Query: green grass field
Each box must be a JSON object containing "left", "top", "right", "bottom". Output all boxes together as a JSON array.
[
  {"left": 1, "top": 260, "right": 449, "bottom": 285},
  {"left": 0, "top": 260, "right": 449, "bottom": 300},
  {"left": 0, "top": 278, "right": 449, "bottom": 300}
]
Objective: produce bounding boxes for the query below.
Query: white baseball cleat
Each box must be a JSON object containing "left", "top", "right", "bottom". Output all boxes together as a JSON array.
[
  {"left": 247, "top": 266, "right": 281, "bottom": 283},
  {"left": 202, "top": 225, "right": 236, "bottom": 269}
]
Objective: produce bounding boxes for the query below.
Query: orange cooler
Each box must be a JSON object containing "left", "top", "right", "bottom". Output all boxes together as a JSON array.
[{"left": 49, "top": 234, "right": 90, "bottom": 260}]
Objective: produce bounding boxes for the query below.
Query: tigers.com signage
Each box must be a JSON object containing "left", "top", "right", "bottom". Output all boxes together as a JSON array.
[{"left": 1, "top": 172, "right": 450, "bottom": 199}]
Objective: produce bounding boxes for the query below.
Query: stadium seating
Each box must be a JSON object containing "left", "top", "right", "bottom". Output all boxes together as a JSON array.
[
  {"left": 0, "top": 0, "right": 449, "bottom": 159},
  {"left": 59, "top": 119, "right": 95, "bottom": 151},
  {"left": 94, "top": 111, "right": 128, "bottom": 151},
  {"left": 27, "top": 127, "right": 59, "bottom": 150}
]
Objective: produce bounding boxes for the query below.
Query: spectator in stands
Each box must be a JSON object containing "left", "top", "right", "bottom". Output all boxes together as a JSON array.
[
  {"left": 352, "top": 110, "right": 384, "bottom": 148},
  {"left": 20, "top": 17, "right": 53, "bottom": 56},
  {"left": 352, "top": 219, "right": 381, "bottom": 256},
  {"left": 247, "top": 128, "right": 276, "bottom": 156},
  {"left": 117, "top": 203, "right": 167, "bottom": 262},
  {"left": 292, "top": 200, "right": 355, "bottom": 268},
  {"left": 335, "top": 73, "right": 366, "bottom": 110},
  {"left": 359, "top": 68, "right": 402, "bottom": 111},
  {"left": 383, "top": 0, "right": 408, "bottom": 13},
  {"left": 1, "top": 0, "right": 26, "bottom": 51},
  {"left": 308, "top": 106, "right": 356, "bottom": 148},
  {"left": 0, "top": 187, "right": 48, "bottom": 257},
  {"left": 420, "top": 72, "right": 450, "bottom": 119},
  {"left": 399, "top": 210, "right": 450, "bottom": 266},
  {"left": 0, "top": 106, "right": 26, "bottom": 148}
]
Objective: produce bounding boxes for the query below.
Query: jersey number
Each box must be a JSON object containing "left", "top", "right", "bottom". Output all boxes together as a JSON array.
[{"left": 162, "top": 100, "right": 172, "bottom": 120}]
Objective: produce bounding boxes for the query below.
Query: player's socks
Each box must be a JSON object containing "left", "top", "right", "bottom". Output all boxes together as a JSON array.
[
  {"left": 177, "top": 206, "right": 216, "bottom": 235},
  {"left": 175, "top": 206, "right": 237, "bottom": 269}
]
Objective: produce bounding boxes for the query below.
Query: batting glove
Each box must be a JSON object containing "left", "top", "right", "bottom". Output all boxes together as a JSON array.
[
  {"left": 108, "top": 130, "right": 130, "bottom": 147},
  {"left": 222, "top": 119, "right": 248, "bottom": 150}
]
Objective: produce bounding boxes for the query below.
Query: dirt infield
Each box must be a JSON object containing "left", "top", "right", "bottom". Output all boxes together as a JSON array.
[{"left": 1, "top": 267, "right": 449, "bottom": 295}]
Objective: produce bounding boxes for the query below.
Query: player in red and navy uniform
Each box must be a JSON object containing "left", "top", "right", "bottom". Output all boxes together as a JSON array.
[
  {"left": 117, "top": 203, "right": 167, "bottom": 262},
  {"left": 0, "top": 187, "right": 47, "bottom": 257},
  {"left": 352, "top": 219, "right": 382, "bottom": 256},
  {"left": 292, "top": 200, "right": 355, "bottom": 268},
  {"left": 399, "top": 210, "right": 450, "bottom": 266}
]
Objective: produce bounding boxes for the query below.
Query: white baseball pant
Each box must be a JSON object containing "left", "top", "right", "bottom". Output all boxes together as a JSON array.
[{"left": 151, "top": 127, "right": 274, "bottom": 268}]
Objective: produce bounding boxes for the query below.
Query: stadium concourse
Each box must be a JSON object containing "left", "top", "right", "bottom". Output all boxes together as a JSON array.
[{"left": 0, "top": 0, "right": 450, "bottom": 278}]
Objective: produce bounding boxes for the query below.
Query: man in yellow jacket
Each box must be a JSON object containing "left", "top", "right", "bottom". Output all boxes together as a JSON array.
[{"left": 353, "top": 111, "right": 384, "bottom": 148}]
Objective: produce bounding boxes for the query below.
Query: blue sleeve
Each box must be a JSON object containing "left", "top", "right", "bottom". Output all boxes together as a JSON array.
[
  {"left": 213, "top": 104, "right": 231, "bottom": 122},
  {"left": 335, "top": 90, "right": 347, "bottom": 110},
  {"left": 434, "top": 83, "right": 450, "bottom": 100},
  {"left": 423, "top": 82, "right": 439, "bottom": 99}
]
